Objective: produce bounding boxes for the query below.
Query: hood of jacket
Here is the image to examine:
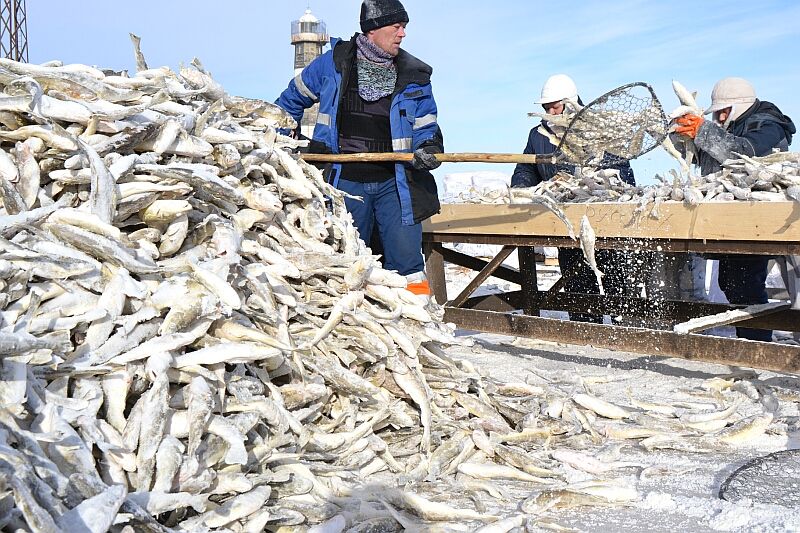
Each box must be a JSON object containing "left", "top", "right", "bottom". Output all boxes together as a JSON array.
[{"left": 734, "top": 100, "right": 796, "bottom": 145}]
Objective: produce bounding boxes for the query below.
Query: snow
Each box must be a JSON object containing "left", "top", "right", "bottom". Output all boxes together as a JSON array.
[
  {"left": 442, "top": 264, "right": 800, "bottom": 532},
  {"left": 643, "top": 494, "right": 800, "bottom": 531},
  {"left": 440, "top": 170, "right": 511, "bottom": 202}
]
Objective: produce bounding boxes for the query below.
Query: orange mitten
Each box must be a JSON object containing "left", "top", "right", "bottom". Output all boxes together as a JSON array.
[{"left": 674, "top": 114, "right": 704, "bottom": 139}]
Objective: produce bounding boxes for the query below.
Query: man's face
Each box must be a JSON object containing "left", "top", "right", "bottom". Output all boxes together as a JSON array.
[
  {"left": 367, "top": 22, "right": 407, "bottom": 56},
  {"left": 543, "top": 101, "right": 565, "bottom": 116},
  {"left": 714, "top": 107, "right": 733, "bottom": 124}
]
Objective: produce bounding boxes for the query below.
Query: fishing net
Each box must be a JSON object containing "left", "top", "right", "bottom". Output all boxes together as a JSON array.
[
  {"left": 556, "top": 82, "right": 668, "bottom": 167},
  {"left": 718, "top": 449, "right": 800, "bottom": 507}
]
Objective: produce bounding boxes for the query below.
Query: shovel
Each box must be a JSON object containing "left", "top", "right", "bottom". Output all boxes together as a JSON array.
[
  {"left": 301, "top": 152, "right": 553, "bottom": 165},
  {"left": 300, "top": 82, "right": 668, "bottom": 168}
]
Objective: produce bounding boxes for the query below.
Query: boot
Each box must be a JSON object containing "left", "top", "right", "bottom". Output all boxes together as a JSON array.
[{"left": 405, "top": 271, "right": 431, "bottom": 305}]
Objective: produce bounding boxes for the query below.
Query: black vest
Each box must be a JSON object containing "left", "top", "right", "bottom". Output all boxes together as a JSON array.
[{"left": 337, "top": 59, "right": 395, "bottom": 182}]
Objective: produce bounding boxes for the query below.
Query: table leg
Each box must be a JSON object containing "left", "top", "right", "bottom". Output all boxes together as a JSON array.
[
  {"left": 424, "top": 243, "right": 447, "bottom": 305},
  {"left": 518, "top": 246, "right": 540, "bottom": 316}
]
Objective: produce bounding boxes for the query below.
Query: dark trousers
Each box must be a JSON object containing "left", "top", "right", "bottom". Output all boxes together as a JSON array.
[
  {"left": 718, "top": 256, "right": 772, "bottom": 342},
  {"left": 558, "top": 248, "right": 645, "bottom": 323}
]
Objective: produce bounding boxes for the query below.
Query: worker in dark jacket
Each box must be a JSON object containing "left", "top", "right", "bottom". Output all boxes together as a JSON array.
[
  {"left": 675, "top": 77, "right": 796, "bottom": 342},
  {"left": 511, "top": 75, "right": 635, "bottom": 188},
  {"left": 511, "top": 75, "right": 636, "bottom": 323},
  {"left": 276, "top": 0, "right": 443, "bottom": 299}
]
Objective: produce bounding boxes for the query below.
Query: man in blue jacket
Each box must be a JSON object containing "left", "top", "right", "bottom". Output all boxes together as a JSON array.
[
  {"left": 276, "top": 0, "right": 443, "bottom": 299},
  {"left": 511, "top": 75, "right": 636, "bottom": 323},
  {"left": 674, "top": 77, "right": 796, "bottom": 342}
]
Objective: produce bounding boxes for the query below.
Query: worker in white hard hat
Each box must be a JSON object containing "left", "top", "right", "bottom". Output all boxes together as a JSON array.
[
  {"left": 511, "top": 75, "right": 638, "bottom": 323},
  {"left": 511, "top": 74, "right": 635, "bottom": 186},
  {"left": 674, "top": 77, "right": 796, "bottom": 342}
]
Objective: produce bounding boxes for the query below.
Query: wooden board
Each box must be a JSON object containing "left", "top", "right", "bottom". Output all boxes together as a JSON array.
[
  {"left": 446, "top": 308, "right": 800, "bottom": 374},
  {"left": 673, "top": 302, "right": 791, "bottom": 334},
  {"left": 424, "top": 202, "right": 800, "bottom": 242}
]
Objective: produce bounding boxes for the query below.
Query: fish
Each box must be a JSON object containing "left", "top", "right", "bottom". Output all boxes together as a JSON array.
[
  {"left": 578, "top": 215, "right": 604, "bottom": 295},
  {"left": 513, "top": 190, "right": 576, "bottom": 240},
  {"left": 392, "top": 365, "right": 433, "bottom": 453},
  {"left": 457, "top": 462, "right": 554, "bottom": 484},
  {"left": 299, "top": 291, "right": 365, "bottom": 350},
  {"left": 551, "top": 449, "right": 641, "bottom": 475},
  {"left": 573, "top": 392, "right": 629, "bottom": 420},
  {"left": 680, "top": 401, "right": 740, "bottom": 424},
  {"left": 493, "top": 444, "right": 562, "bottom": 479},
  {"left": 180, "top": 486, "right": 271, "bottom": 529},
  {"left": 473, "top": 514, "right": 527, "bottom": 533},
  {"left": 521, "top": 490, "right": 617, "bottom": 513},
  {"left": 718, "top": 412, "right": 774, "bottom": 445},
  {"left": 77, "top": 137, "right": 117, "bottom": 224},
  {"left": 56, "top": 483, "right": 127, "bottom": 533},
  {"left": 370, "top": 485, "right": 500, "bottom": 522},
  {"left": 626, "top": 390, "right": 681, "bottom": 417}
]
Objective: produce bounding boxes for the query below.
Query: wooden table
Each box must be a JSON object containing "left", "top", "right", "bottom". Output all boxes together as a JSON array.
[{"left": 423, "top": 201, "right": 800, "bottom": 373}]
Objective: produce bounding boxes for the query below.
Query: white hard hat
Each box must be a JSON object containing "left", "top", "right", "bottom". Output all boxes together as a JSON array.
[
  {"left": 535, "top": 74, "right": 578, "bottom": 104},
  {"left": 705, "top": 77, "right": 756, "bottom": 115}
]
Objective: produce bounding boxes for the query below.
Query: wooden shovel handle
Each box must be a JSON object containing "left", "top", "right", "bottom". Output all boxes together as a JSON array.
[{"left": 300, "top": 152, "right": 555, "bottom": 164}]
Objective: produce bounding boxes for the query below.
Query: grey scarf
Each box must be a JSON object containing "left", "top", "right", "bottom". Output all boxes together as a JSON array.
[{"left": 355, "top": 34, "right": 397, "bottom": 102}]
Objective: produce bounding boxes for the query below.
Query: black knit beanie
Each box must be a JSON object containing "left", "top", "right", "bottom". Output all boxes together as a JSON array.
[{"left": 360, "top": 0, "right": 409, "bottom": 32}]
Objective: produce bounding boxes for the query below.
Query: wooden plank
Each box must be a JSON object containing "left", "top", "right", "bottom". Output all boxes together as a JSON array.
[
  {"left": 673, "top": 302, "right": 792, "bottom": 334},
  {"left": 422, "top": 232, "right": 800, "bottom": 256},
  {"left": 542, "top": 275, "right": 568, "bottom": 305},
  {"left": 460, "top": 291, "right": 800, "bottom": 331},
  {"left": 301, "top": 152, "right": 556, "bottom": 164},
  {"left": 435, "top": 246, "right": 524, "bottom": 285},
  {"left": 445, "top": 308, "right": 800, "bottom": 374},
  {"left": 449, "top": 246, "right": 515, "bottom": 308},
  {"left": 518, "top": 247, "right": 540, "bottom": 316},
  {"left": 423, "top": 243, "right": 447, "bottom": 305},
  {"left": 463, "top": 293, "right": 521, "bottom": 312},
  {"left": 424, "top": 202, "right": 800, "bottom": 242}
]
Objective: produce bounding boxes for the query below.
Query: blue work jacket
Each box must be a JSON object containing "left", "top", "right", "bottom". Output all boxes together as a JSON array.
[{"left": 276, "top": 34, "right": 444, "bottom": 225}]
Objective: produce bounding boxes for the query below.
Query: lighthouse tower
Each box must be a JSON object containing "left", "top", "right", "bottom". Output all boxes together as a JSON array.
[{"left": 291, "top": 8, "right": 329, "bottom": 138}]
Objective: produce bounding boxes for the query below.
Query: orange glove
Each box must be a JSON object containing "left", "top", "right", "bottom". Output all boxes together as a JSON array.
[{"left": 674, "top": 114, "right": 704, "bottom": 139}]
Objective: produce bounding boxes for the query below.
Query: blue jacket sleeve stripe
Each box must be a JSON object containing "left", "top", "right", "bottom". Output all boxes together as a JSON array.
[
  {"left": 393, "top": 138, "right": 413, "bottom": 151},
  {"left": 410, "top": 90, "right": 439, "bottom": 148},
  {"left": 275, "top": 52, "right": 330, "bottom": 124},
  {"left": 413, "top": 113, "right": 437, "bottom": 130},
  {"left": 293, "top": 73, "right": 319, "bottom": 102}
]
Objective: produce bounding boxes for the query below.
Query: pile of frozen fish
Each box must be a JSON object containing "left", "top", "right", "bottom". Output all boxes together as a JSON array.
[
  {"left": 453, "top": 167, "right": 642, "bottom": 205},
  {"left": 455, "top": 150, "right": 800, "bottom": 213},
  {"left": 0, "top": 42, "right": 455, "bottom": 531},
  {"left": 0, "top": 44, "right": 792, "bottom": 531}
]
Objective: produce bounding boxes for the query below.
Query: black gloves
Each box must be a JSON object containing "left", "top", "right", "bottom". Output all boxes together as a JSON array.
[{"left": 411, "top": 147, "right": 442, "bottom": 171}]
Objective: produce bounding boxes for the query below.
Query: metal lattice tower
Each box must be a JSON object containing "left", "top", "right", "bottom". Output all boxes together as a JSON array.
[{"left": 0, "top": 0, "right": 28, "bottom": 62}]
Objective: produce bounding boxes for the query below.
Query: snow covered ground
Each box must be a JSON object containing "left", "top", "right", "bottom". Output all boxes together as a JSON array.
[
  {"left": 431, "top": 170, "right": 799, "bottom": 531},
  {"left": 441, "top": 267, "right": 800, "bottom": 532}
]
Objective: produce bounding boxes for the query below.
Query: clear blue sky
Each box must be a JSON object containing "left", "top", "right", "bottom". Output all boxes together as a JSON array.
[{"left": 29, "top": 0, "right": 799, "bottom": 185}]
